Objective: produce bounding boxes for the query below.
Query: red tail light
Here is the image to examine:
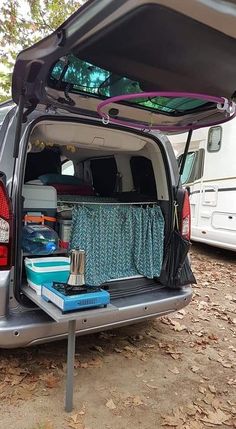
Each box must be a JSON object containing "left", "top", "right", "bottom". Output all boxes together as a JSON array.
[
  {"left": 181, "top": 190, "right": 191, "bottom": 241},
  {"left": 0, "top": 181, "right": 12, "bottom": 269}
]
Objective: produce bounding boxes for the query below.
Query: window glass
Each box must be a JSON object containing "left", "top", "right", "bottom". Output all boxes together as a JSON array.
[
  {"left": 49, "top": 54, "right": 210, "bottom": 116},
  {"left": 207, "top": 126, "right": 222, "bottom": 152},
  {"left": 130, "top": 156, "right": 157, "bottom": 197},
  {"left": 180, "top": 152, "right": 196, "bottom": 184},
  {"left": 90, "top": 158, "right": 117, "bottom": 196},
  {"left": 62, "top": 160, "right": 74, "bottom": 176}
]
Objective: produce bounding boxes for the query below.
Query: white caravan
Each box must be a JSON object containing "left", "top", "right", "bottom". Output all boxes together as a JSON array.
[{"left": 169, "top": 120, "right": 236, "bottom": 251}]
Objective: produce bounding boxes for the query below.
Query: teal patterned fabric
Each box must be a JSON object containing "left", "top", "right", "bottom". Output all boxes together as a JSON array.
[{"left": 70, "top": 205, "right": 164, "bottom": 286}]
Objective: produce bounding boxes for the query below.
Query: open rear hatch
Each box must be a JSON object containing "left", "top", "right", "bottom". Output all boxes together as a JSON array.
[{"left": 12, "top": 0, "right": 236, "bottom": 129}]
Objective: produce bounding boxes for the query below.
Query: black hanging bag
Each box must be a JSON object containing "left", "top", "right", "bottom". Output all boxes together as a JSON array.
[{"left": 160, "top": 203, "right": 196, "bottom": 288}]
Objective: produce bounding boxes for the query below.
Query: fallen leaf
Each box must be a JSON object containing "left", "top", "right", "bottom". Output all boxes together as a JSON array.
[
  {"left": 66, "top": 411, "right": 85, "bottom": 429},
  {"left": 161, "top": 409, "right": 185, "bottom": 427},
  {"left": 42, "top": 422, "right": 54, "bottom": 429},
  {"left": 227, "top": 378, "right": 236, "bottom": 385},
  {"left": 208, "top": 385, "right": 216, "bottom": 394},
  {"left": 203, "top": 393, "right": 215, "bottom": 405},
  {"left": 185, "top": 404, "right": 197, "bottom": 417},
  {"left": 123, "top": 395, "right": 144, "bottom": 407},
  {"left": 145, "top": 344, "right": 155, "bottom": 349},
  {"left": 106, "top": 399, "right": 116, "bottom": 410},
  {"left": 124, "top": 345, "right": 135, "bottom": 353},
  {"left": 170, "top": 353, "right": 181, "bottom": 360},
  {"left": 68, "top": 420, "right": 84, "bottom": 429},
  {"left": 70, "top": 414, "right": 81, "bottom": 424},
  {"left": 218, "top": 360, "right": 232, "bottom": 368},
  {"left": 78, "top": 404, "right": 86, "bottom": 416},
  {"left": 201, "top": 409, "right": 230, "bottom": 425},
  {"left": 169, "top": 367, "right": 180, "bottom": 375},
  {"left": 114, "top": 348, "right": 122, "bottom": 353},
  {"left": 171, "top": 320, "right": 187, "bottom": 332},
  {"left": 93, "top": 345, "right": 104, "bottom": 353},
  {"left": 185, "top": 422, "right": 203, "bottom": 429},
  {"left": 131, "top": 334, "right": 144, "bottom": 341},
  {"left": 87, "top": 358, "right": 103, "bottom": 368},
  {"left": 80, "top": 362, "right": 88, "bottom": 369},
  {"left": 44, "top": 374, "right": 59, "bottom": 389},
  {"left": 208, "top": 334, "right": 218, "bottom": 341},
  {"left": 211, "top": 398, "right": 222, "bottom": 410},
  {"left": 191, "top": 366, "right": 200, "bottom": 373},
  {"left": 132, "top": 395, "right": 144, "bottom": 406},
  {"left": 10, "top": 375, "right": 26, "bottom": 386},
  {"left": 146, "top": 383, "right": 158, "bottom": 389}
]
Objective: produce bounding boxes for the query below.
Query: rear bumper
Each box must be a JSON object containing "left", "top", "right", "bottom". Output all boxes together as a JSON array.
[{"left": 0, "top": 286, "right": 192, "bottom": 348}]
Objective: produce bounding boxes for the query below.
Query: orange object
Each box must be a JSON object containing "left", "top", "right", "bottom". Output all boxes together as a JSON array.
[{"left": 23, "top": 214, "right": 56, "bottom": 224}]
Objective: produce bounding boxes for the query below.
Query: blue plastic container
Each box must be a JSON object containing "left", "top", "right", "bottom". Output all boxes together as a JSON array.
[
  {"left": 22, "top": 225, "right": 59, "bottom": 255},
  {"left": 25, "top": 257, "right": 70, "bottom": 295}
]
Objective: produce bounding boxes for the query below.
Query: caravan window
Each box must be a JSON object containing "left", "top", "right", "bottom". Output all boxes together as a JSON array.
[
  {"left": 207, "top": 126, "right": 222, "bottom": 152},
  {"left": 179, "top": 152, "right": 196, "bottom": 184}
]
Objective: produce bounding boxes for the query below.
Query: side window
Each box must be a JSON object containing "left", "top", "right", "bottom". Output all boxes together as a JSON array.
[
  {"left": 179, "top": 152, "right": 196, "bottom": 184},
  {"left": 130, "top": 156, "right": 157, "bottom": 197},
  {"left": 90, "top": 157, "right": 117, "bottom": 196},
  {"left": 62, "top": 160, "right": 74, "bottom": 176},
  {"left": 207, "top": 126, "right": 222, "bottom": 152}
]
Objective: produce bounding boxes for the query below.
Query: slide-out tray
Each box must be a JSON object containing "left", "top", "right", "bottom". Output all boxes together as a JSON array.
[{"left": 22, "top": 286, "right": 118, "bottom": 323}]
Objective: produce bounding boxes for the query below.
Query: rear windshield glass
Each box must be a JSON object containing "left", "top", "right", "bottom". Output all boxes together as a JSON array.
[{"left": 49, "top": 54, "right": 210, "bottom": 116}]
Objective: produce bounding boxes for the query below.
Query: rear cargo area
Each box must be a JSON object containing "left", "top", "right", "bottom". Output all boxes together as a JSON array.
[{"left": 19, "top": 120, "right": 171, "bottom": 302}]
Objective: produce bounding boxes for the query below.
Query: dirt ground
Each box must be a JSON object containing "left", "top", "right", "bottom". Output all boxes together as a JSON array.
[{"left": 0, "top": 243, "right": 235, "bottom": 429}]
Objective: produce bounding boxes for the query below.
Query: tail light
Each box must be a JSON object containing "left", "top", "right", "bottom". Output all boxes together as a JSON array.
[
  {"left": 181, "top": 190, "right": 191, "bottom": 241},
  {"left": 0, "top": 181, "right": 12, "bottom": 269}
]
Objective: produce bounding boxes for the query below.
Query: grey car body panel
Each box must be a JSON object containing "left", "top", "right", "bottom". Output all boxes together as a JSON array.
[
  {"left": 0, "top": 271, "right": 11, "bottom": 318},
  {"left": 0, "top": 286, "right": 192, "bottom": 348}
]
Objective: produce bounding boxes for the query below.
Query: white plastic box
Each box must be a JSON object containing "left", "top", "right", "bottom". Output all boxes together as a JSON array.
[{"left": 22, "top": 184, "right": 57, "bottom": 211}]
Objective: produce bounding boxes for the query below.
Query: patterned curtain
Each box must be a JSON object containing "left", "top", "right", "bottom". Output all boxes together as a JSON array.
[{"left": 70, "top": 205, "right": 164, "bottom": 286}]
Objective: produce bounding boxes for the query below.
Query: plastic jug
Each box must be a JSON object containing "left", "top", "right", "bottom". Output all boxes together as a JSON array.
[{"left": 22, "top": 225, "right": 58, "bottom": 255}]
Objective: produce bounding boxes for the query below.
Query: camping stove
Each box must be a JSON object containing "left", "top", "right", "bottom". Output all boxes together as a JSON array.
[{"left": 41, "top": 249, "right": 110, "bottom": 312}]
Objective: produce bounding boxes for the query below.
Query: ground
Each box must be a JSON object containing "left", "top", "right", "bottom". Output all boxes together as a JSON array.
[{"left": 0, "top": 244, "right": 235, "bottom": 429}]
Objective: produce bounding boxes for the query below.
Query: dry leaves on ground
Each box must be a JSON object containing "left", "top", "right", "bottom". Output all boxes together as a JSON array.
[
  {"left": 106, "top": 399, "right": 117, "bottom": 410},
  {"left": 65, "top": 404, "right": 86, "bottom": 429}
]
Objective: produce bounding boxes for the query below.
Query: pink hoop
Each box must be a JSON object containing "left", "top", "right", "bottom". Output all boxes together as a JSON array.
[{"left": 97, "top": 92, "right": 236, "bottom": 131}]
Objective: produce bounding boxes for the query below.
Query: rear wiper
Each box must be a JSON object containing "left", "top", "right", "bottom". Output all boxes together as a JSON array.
[{"left": 55, "top": 56, "right": 69, "bottom": 89}]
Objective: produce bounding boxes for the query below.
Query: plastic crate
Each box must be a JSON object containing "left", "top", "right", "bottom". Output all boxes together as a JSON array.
[{"left": 25, "top": 257, "right": 70, "bottom": 295}]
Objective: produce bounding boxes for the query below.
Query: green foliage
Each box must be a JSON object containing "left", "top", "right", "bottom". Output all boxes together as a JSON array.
[{"left": 0, "top": 0, "right": 82, "bottom": 102}]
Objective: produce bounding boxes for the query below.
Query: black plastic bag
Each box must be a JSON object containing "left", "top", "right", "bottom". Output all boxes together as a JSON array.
[{"left": 160, "top": 230, "right": 196, "bottom": 288}]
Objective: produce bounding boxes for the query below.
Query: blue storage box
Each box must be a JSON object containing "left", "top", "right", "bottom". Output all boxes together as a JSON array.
[
  {"left": 25, "top": 257, "right": 70, "bottom": 295},
  {"left": 42, "top": 282, "right": 110, "bottom": 312}
]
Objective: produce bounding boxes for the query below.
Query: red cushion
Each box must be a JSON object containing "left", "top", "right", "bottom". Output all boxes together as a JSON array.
[{"left": 52, "top": 183, "right": 95, "bottom": 195}]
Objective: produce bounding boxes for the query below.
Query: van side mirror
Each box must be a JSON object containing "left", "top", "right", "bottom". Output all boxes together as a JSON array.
[{"left": 0, "top": 172, "right": 6, "bottom": 186}]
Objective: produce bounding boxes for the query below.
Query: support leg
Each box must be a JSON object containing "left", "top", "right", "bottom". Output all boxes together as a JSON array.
[{"left": 65, "top": 319, "right": 76, "bottom": 412}]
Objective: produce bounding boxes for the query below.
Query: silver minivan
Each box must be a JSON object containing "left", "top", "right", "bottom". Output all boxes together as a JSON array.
[{"left": 0, "top": 0, "right": 235, "bottom": 348}]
